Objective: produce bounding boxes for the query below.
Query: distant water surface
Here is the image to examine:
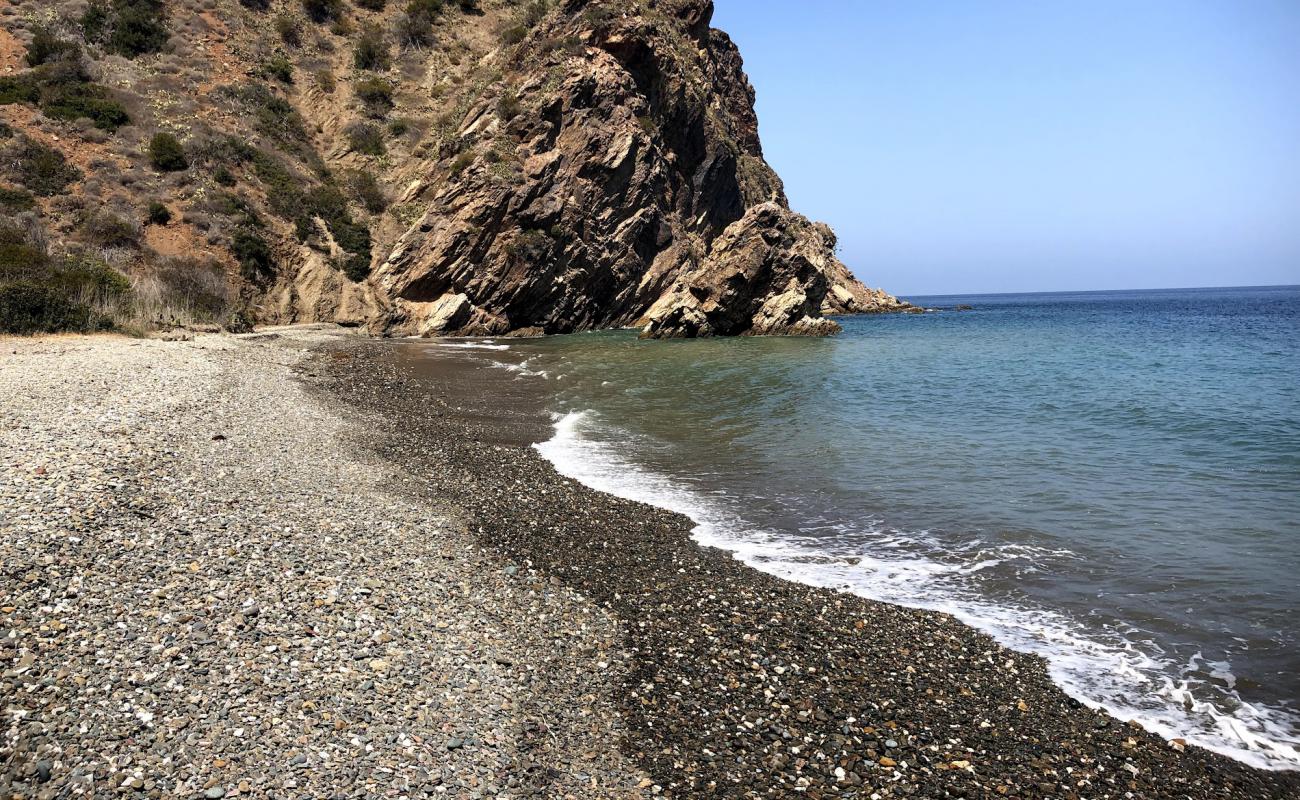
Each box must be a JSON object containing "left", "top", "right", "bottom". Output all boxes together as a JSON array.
[{"left": 404, "top": 286, "right": 1300, "bottom": 769}]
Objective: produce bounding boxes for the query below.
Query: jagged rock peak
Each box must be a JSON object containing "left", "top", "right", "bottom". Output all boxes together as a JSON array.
[{"left": 375, "top": 0, "right": 911, "bottom": 337}]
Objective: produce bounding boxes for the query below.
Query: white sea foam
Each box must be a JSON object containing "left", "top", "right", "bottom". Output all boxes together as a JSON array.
[
  {"left": 533, "top": 409, "right": 1300, "bottom": 771},
  {"left": 437, "top": 341, "right": 511, "bottom": 351},
  {"left": 488, "top": 356, "right": 550, "bottom": 379}
]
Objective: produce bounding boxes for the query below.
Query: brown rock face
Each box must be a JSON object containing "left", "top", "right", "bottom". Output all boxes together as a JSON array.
[
  {"left": 0, "top": 0, "right": 909, "bottom": 337},
  {"left": 374, "top": 0, "right": 907, "bottom": 338}
]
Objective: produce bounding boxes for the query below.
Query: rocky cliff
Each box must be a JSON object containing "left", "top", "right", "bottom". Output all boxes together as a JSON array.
[{"left": 0, "top": 0, "right": 913, "bottom": 337}]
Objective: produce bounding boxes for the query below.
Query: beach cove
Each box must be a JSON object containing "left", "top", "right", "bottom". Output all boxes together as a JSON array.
[{"left": 2, "top": 325, "right": 1297, "bottom": 798}]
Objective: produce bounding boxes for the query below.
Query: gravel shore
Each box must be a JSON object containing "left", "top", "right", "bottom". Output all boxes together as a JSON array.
[
  {"left": 1, "top": 328, "right": 646, "bottom": 798},
  {"left": 313, "top": 334, "right": 1300, "bottom": 800},
  {"left": 4, "top": 326, "right": 1297, "bottom": 799}
]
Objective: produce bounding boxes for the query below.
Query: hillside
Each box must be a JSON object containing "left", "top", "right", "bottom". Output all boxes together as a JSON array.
[{"left": 0, "top": 0, "right": 913, "bottom": 337}]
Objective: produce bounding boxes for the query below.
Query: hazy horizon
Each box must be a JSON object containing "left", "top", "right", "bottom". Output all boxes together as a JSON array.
[{"left": 713, "top": 1, "right": 1300, "bottom": 296}]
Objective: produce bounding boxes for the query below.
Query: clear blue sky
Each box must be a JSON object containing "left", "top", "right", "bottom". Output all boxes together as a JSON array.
[{"left": 712, "top": 0, "right": 1300, "bottom": 296}]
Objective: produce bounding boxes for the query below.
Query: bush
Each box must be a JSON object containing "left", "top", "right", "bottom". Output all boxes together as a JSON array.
[
  {"left": 0, "top": 74, "right": 40, "bottom": 105},
  {"left": 275, "top": 15, "right": 301, "bottom": 47},
  {"left": 356, "top": 0, "right": 386, "bottom": 9},
  {"left": 315, "top": 69, "right": 336, "bottom": 93},
  {"left": 80, "top": 2, "right": 111, "bottom": 41},
  {"left": 1, "top": 58, "right": 131, "bottom": 131},
  {"left": 341, "top": 256, "right": 370, "bottom": 282},
  {"left": 500, "top": 23, "right": 527, "bottom": 46},
  {"left": 395, "top": 13, "right": 432, "bottom": 48},
  {"left": 345, "top": 169, "right": 388, "bottom": 213},
  {"left": 26, "top": 26, "right": 79, "bottom": 67},
  {"left": 302, "top": 0, "right": 343, "bottom": 23},
  {"left": 497, "top": 89, "right": 520, "bottom": 121},
  {"left": 353, "top": 24, "right": 390, "bottom": 71},
  {"left": 399, "top": 0, "right": 444, "bottom": 47},
  {"left": 146, "top": 201, "right": 171, "bottom": 225},
  {"left": 263, "top": 54, "right": 294, "bottom": 83},
  {"left": 449, "top": 151, "right": 474, "bottom": 174},
  {"left": 353, "top": 76, "right": 393, "bottom": 117},
  {"left": 345, "top": 122, "right": 385, "bottom": 156},
  {"left": 105, "top": 0, "right": 170, "bottom": 58},
  {"left": 35, "top": 60, "right": 131, "bottom": 131},
  {"left": 239, "top": 0, "right": 271, "bottom": 9},
  {"left": 0, "top": 224, "right": 129, "bottom": 334},
  {"left": 82, "top": 211, "right": 140, "bottom": 248},
  {"left": 0, "top": 187, "right": 36, "bottom": 211},
  {"left": 5, "top": 137, "right": 81, "bottom": 196},
  {"left": 0, "top": 284, "right": 100, "bottom": 334},
  {"left": 213, "top": 166, "right": 237, "bottom": 186},
  {"left": 234, "top": 84, "right": 315, "bottom": 162},
  {"left": 148, "top": 132, "right": 188, "bottom": 171},
  {"left": 151, "top": 257, "right": 234, "bottom": 320},
  {"left": 232, "top": 229, "right": 274, "bottom": 283}
]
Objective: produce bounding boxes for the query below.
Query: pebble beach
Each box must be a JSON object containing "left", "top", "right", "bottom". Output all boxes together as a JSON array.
[{"left": 3, "top": 326, "right": 1298, "bottom": 798}]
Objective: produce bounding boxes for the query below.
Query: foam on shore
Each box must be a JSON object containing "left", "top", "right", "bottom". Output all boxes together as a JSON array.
[{"left": 535, "top": 408, "right": 1300, "bottom": 771}]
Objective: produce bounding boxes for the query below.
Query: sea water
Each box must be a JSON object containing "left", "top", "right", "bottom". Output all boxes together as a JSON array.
[{"left": 439, "top": 286, "right": 1300, "bottom": 770}]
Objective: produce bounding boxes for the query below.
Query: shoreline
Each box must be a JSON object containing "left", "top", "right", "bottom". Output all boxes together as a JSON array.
[
  {"left": 311, "top": 333, "right": 1298, "bottom": 797},
  {"left": 3, "top": 326, "right": 1296, "bottom": 798}
]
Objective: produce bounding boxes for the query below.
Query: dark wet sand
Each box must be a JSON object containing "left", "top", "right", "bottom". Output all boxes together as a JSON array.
[{"left": 309, "top": 337, "right": 1300, "bottom": 799}]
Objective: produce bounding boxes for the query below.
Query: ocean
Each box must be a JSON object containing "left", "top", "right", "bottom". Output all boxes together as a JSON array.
[{"left": 421, "top": 285, "right": 1300, "bottom": 770}]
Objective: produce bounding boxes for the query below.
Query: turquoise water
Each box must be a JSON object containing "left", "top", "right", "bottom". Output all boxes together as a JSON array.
[{"left": 431, "top": 286, "right": 1300, "bottom": 769}]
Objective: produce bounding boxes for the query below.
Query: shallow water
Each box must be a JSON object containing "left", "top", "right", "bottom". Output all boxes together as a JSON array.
[{"left": 407, "top": 286, "right": 1300, "bottom": 770}]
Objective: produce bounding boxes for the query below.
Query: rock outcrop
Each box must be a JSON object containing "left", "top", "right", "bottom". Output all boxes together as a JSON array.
[
  {"left": 0, "top": 0, "right": 912, "bottom": 338},
  {"left": 370, "top": 0, "right": 909, "bottom": 337}
]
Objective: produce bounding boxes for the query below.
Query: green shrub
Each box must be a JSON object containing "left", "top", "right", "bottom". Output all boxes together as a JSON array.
[
  {"left": 82, "top": 211, "right": 140, "bottom": 248},
  {"left": 345, "top": 122, "right": 385, "bottom": 156},
  {"left": 353, "top": 76, "right": 393, "bottom": 117},
  {"left": 341, "top": 256, "right": 370, "bottom": 282},
  {"left": 213, "top": 166, "right": 237, "bottom": 186},
  {"left": 449, "top": 151, "right": 474, "bottom": 174},
  {"left": 146, "top": 201, "right": 171, "bottom": 225},
  {"left": 500, "top": 23, "right": 527, "bottom": 46},
  {"left": 0, "top": 227, "right": 129, "bottom": 334},
  {"left": 497, "top": 89, "right": 521, "bottom": 121},
  {"left": 353, "top": 24, "right": 390, "bottom": 71},
  {"left": 302, "top": 0, "right": 343, "bottom": 23},
  {"left": 239, "top": 0, "right": 271, "bottom": 9},
  {"left": 104, "top": 0, "right": 170, "bottom": 58},
  {"left": 275, "top": 15, "right": 301, "bottom": 47},
  {"left": 520, "top": 0, "right": 548, "bottom": 27},
  {"left": 315, "top": 69, "right": 336, "bottom": 93},
  {"left": 26, "top": 26, "right": 79, "bottom": 67},
  {"left": 232, "top": 229, "right": 274, "bottom": 283},
  {"left": 0, "top": 74, "right": 40, "bottom": 105},
  {"left": 0, "top": 187, "right": 36, "bottom": 211},
  {"left": 263, "top": 55, "right": 294, "bottom": 83},
  {"left": 356, "top": 0, "right": 386, "bottom": 9},
  {"left": 36, "top": 61, "right": 130, "bottom": 130},
  {"left": 5, "top": 137, "right": 81, "bottom": 196},
  {"left": 148, "top": 132, "right": 188, "bottom": 171},
  {"left": 0, "top": 284, "right": 100, "bottom": 334},
  {"left": 0, "top": 122, "right": 12, "bottom": 139},
  {"left": 80, "top": 2, "right": 111, "bottom": 41},
  {"left": 395, "top": 12, "right": 432, "bottom": 48},
  {"left": 345, "top": 169, "right": 388, "bottom": 213}
]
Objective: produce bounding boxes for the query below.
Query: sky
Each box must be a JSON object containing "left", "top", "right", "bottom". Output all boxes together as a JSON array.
[{"left": 711, "top": 0, "right": 1300, "bottom": 296}]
